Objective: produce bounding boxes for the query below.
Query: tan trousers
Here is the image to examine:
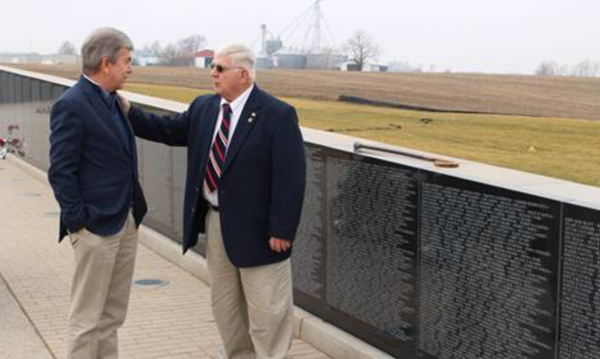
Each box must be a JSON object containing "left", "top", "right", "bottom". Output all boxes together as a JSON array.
[
  {"left": 206, "top": 209, "right": 293, "bottom": 359},
  {"left": 67, "top": 212, "right": 138, "bottom": 359}
]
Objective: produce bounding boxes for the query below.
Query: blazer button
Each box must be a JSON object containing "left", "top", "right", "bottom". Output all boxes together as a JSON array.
[{"left": 191, "top": 208, "right": 195, "bottom": 213}]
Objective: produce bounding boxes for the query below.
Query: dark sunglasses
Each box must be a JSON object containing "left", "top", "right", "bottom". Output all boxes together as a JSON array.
[{"left": 210, "top": 63, "right": 245, "bottom": 73}]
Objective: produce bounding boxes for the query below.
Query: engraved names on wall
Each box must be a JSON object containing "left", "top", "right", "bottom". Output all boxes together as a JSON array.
[{"left": 418, "top": 176, "right": 559, "bottom": 359}]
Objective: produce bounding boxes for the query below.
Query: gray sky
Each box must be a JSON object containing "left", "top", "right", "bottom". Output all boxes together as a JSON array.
[{"left": 1, "top": 0, "right": 599, "bottom": 74}]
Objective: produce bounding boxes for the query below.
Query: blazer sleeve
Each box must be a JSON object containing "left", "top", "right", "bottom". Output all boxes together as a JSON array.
[
  {"left": 268, "top": 106, "right": 307, "bottom": 241},
  {"left": 128, "top": 100, "right": 197, "bottom": 146},
  {"left": 47, "top": 98, "right": 87, "bottom": 233}
]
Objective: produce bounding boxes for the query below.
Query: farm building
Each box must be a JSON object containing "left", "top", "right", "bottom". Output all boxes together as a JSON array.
[
  {"left": 340, "top": 61, "right": 388, "bottom": 72},
  {"left": 193, "top": 49, "right": 214, "bottom": 69},
  {"left": 134, "top": 50, "right": 159, "bottom": 66}
]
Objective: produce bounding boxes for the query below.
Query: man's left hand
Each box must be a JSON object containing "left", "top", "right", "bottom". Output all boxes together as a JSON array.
[{"left": 269, "top": 237, "right": 292, "bottom": 253}]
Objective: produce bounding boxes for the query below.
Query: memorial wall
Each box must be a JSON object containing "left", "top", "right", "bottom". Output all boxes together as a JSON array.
[{"left": 1, "top": 67, "right": 599, "bottom": 359}]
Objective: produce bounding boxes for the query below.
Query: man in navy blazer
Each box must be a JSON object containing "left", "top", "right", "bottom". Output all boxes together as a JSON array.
[
  {"left": 48, "top": 28, "right": 147, "bottom": 359},
  {"left": 122, "top": 44, "right": 306, "bottom": 359}
]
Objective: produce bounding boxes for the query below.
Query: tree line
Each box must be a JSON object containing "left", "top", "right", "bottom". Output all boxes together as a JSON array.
[
  {"left": 535, "top": 59, "right": 600, "bottom": 77},
  {"left": 57, "top": 34, "right": 207, "bottom": 67},
  {"left": 57, "top": 33, "right": 600, "bottom": 77},
  {"left": 140, "top": 35, "right": 206, "bottom": 66}
]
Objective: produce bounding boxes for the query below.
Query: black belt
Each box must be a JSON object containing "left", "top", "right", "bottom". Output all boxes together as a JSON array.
[{"left": 209, "top": 204, "right": 219, "bottom": 212}]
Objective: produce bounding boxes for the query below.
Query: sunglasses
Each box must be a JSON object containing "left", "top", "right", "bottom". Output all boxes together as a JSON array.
[{"left": 210, "top": 63, "right": 245, "bottom": 73}]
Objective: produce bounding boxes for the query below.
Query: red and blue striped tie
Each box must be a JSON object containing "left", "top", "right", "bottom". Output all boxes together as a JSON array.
[{"left": 204, "top": 103, "right": 232, "bottom": 193}]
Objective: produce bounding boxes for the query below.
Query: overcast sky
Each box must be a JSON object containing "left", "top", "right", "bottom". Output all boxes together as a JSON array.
[{"left": 1, "top": 0, "right": 599, "bottom": 74}]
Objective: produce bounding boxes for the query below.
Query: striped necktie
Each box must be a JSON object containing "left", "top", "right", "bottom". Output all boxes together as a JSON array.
[{"left": 204, "top": 103, "right": 232, "bottom": 193}]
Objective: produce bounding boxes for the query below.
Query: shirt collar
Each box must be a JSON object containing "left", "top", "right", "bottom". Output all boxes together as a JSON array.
[
  {"left": 83, "top": 75, "right": 114, "bottom": 106},
  {"left": 220, "top": 84, "right": 254, "bottom": 114}
]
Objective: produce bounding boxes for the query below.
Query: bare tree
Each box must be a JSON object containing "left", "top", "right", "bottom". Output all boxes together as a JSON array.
[
  {"left": 58, "top": 41, "right": 77, "bottom": 55},
  {"left": 571, "top": 59, "right": 600, "bottom": 77},
  {"left": 158, "top": 43, "right": 183, "bottom": 66},
  {"left": 535, "top": 60, "right": 565, "bottom": 76},
  {"left": 344, "top": 30, "right": 381, "bottom": 71},
  {"left": 535, "top": 59, "right": 600, "bottom": 77},
  {"left": 154, "top": 35, "right": 207, "bottom": 67},
  {"left": 178, "top": 34, "right": 207, "bottom": 55},
  {"left": 142, "top": 41, "right": 162, "bottom": 57}
]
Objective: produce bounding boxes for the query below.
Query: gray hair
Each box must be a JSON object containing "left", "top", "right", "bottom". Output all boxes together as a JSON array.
[
  {"left": 215, "top": 44, "right": 256, "bottom": 79},
  {"left": 81, "top": 27, "right": 133, "bottom": 75}
]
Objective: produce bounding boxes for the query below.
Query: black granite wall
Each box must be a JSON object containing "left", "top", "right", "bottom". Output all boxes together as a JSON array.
[{"left": 2, "top": 69, "right": 598, "bottom": 359}]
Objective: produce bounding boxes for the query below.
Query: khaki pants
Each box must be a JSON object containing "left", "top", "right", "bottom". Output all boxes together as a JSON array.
[
  {"left": 206, "top": 209, "right": 293, "bottom": 359},
  {"left": 67, "top": 212, "right": 138, "bottom": 359}
]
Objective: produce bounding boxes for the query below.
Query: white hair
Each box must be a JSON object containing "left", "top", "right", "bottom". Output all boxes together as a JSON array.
[{"left": 215, "top": 44, "right": 256, "bottom": 79}]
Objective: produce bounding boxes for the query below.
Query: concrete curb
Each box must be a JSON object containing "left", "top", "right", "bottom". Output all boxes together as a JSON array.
[{"left": 8, "top": 154, "right": 394, "bottom": 359}]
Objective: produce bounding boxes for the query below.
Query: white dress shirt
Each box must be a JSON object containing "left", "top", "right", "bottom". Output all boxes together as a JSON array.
[{"left": 203, "top": 84, "right": 255, "bottom": 207}]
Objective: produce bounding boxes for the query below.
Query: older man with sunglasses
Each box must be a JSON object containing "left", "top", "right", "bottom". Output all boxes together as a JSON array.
[{"left": 121, "top": 44, "right": 306, "bottom": 359}]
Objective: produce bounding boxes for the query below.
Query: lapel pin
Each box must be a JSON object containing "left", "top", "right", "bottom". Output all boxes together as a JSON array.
[{"left": 248, "top": 112, "right": 257, "bottom": 123}]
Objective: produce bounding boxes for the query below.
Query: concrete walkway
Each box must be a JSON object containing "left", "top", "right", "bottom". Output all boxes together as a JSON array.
[
  {"left": 0, "top": 274, "right": 53, "bottom": 358},
  {"left": 0, "top": 158, "right": 331, "bottom": 359}
]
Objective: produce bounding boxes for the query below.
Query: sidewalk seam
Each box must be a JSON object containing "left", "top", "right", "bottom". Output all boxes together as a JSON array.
[{"left": 0, "top": 271, "right": 57, "bottom": 359}]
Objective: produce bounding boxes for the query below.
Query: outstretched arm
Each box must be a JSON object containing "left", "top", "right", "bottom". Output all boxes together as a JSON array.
[{"left": 119, "top": 94, "right": 194, "bottom": 146}]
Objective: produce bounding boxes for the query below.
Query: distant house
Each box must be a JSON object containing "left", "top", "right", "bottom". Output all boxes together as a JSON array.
[
  {"left": 340, "top": 61, "right": 360, "bottom": 72},
  {"left": 340, "top": 61, "right": 388, "bottom": 72},
  {"left": 193, "top": 49, "right": 214, "bottom": 68},
  {"left": 363, "top": 63, "right": 389, "bottom": 72},
  {"left": 134, "top": 50, "right": 159, "bottom": 66},
  {"left": 0, "top": 52, "right": 81, "bottom": 65},
  {"left": 41, "top": 54, "right": 81, "bottom": 65},
  {"left": 0, "top": 52, "right": 43, "bottom": 64}
]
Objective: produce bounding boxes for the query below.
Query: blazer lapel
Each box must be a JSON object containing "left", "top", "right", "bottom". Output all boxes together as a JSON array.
[
  {"left": 195, "top": 98, "right": 221, "bottom": 177},
  {"left": 80, "top": 77, "right": 132, "bottom": 155},
  {"left": 221, "top": 87, "right": 261, "bottom": 173},
  {"left": 116, "top": 103, "right": 134, "bottom": 156}
]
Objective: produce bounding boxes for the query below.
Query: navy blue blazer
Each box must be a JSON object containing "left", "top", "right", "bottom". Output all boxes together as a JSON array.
[
  {"left": 48, "top": 76, "right": 147, "bottom": 241},
  {"left": 128, "top": 86, "right": 306, "bottom": 267}
]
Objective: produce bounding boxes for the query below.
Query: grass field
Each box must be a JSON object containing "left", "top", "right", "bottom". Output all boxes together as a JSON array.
[
  {"left": 123, "top": 83, "right": 600, "bottom": 188},
  {"left": 12, "top": 63, "right": 600, "bottom": 120},
  {"left": 6, "top": 64, "right": 599, "bottom": 187}
]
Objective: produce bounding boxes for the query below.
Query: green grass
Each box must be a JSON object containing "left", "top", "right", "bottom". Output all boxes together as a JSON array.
[{"left": 124, "top": 83, "right": 600, "bottom": 187}]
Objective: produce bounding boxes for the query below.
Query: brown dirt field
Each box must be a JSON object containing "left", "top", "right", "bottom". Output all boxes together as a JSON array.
[{"left": 9, "top": 63, "right": 600, "bottom": 120}]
